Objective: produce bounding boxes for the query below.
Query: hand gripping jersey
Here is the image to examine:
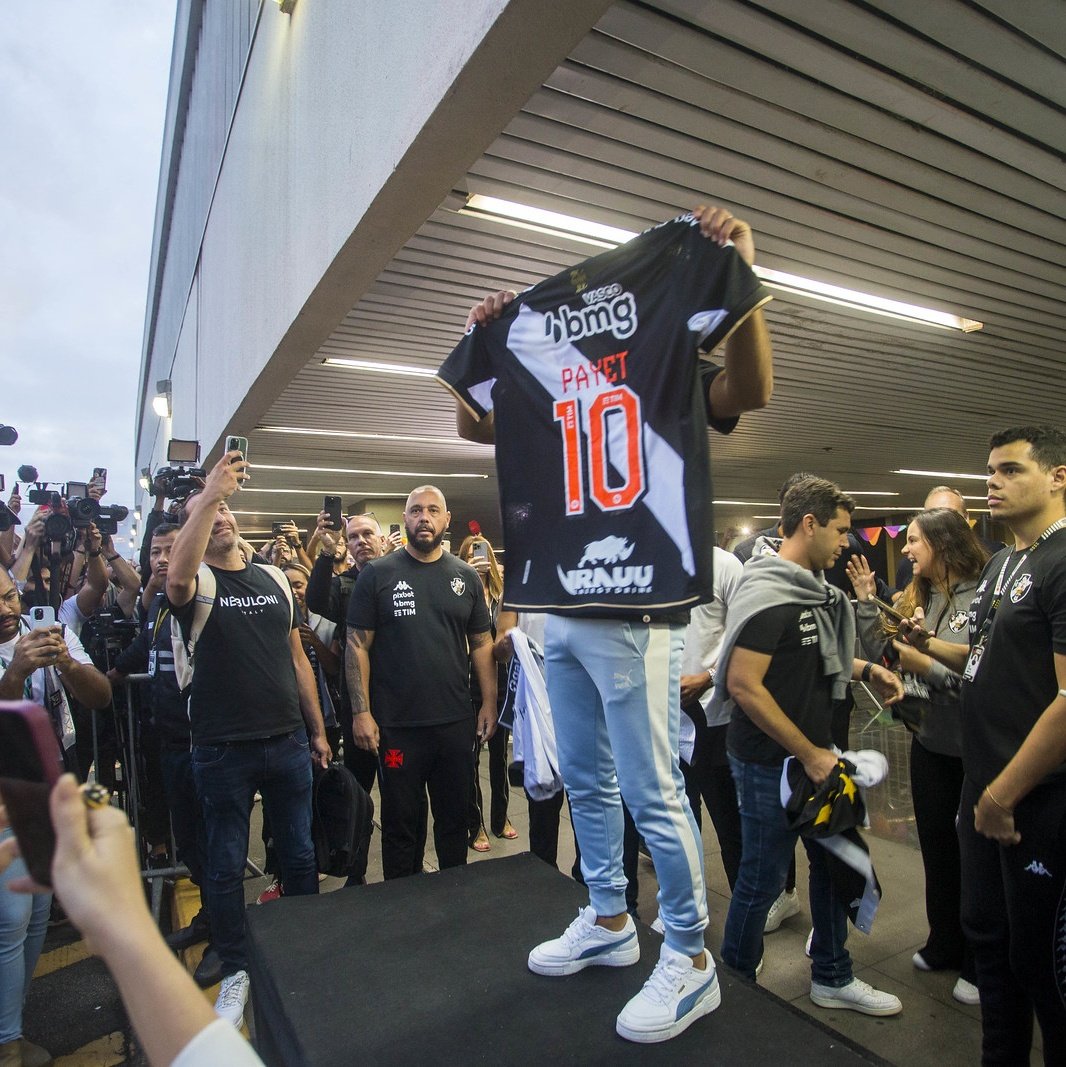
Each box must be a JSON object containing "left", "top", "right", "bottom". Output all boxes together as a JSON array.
[{"left": 437, "top": 213, "right": 771, "bottom": 617}]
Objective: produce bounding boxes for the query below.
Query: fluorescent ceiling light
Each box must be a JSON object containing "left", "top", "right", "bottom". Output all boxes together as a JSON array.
[
  {"left": 713, "top": 500, "right": 779, "bottom": 507},
  {"left": 754, "top": 267, "right": 982, "bottom": 333},
  {"left": 854, "top": 505, "right": 926, "bottom": 512},
  {"left": 254, "top": 463, "right": 486, "bottom": 479},
  {"left": 461, "top": 194, "right": 636, "bottom": 249},
  {"left": 257, "top": 426, "right": 472, "bottom": 445},
  {"left": 894, "top": 468, "right": 987, "bottom": 481},
  {"left": 322, "top": 358, "right": 436, "bottom": 378},
  {"left": 842, "top": 491, "right": 899, "bottom": 496},
  {"left": 459, "top": 196, "right": 983, "bottom": 332}
]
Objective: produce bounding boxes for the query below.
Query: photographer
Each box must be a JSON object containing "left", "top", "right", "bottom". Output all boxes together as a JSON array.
[{"left": 0, "top": 487, "right": 20, "bottom": 571}]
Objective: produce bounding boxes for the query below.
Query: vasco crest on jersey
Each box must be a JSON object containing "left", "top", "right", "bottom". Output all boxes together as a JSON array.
[
  {"left": 556, "top": 536, "right": 653, "bottom": 597},
  {"left": 450, "top": 576, "right": 466, "bottom": 596},
  {"left": 1010, "top": 573, "right": 1033, "bottom": 603},
  {"left": 948, "top": 610, "right": 968, "bottom": 633}
]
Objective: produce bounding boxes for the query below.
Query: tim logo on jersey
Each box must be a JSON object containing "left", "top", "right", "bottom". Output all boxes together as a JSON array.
[
  {"left": 556, "top": 536, "right": 653, "bottom": 597},
  {"left": 543, "top": 282, "right": 638, "bottom": 344}
]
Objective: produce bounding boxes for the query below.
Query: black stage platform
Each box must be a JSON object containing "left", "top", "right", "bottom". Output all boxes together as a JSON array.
[{"left": 246, "top": 853, "right": 888, "bottom": 1066}]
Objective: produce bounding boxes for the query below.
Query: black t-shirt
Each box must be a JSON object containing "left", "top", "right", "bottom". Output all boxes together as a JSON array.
[
  {"left": 347, "top": 550, "right": 491, "bottom": 727},
  {"left": 437, "top": 212, "right": 770, "bottom": 618},
  {"left": 961, "top": 527, "right": 1066, "bottom": 786},
  {"left": 727, "top": 603, "right": 835, "bottom": 765},
  {"left": 171, "top": 562, "right": 301, "bottom": 746}
]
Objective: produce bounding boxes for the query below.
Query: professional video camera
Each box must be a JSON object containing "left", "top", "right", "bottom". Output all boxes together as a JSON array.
[
  {"left": 67, "top": 496, "right": 130, "bottom": 536},
  {"left": 80, "top": 609, "right": 139, "bottom": 671},
  {"left": 153, "top": 439, "right": 205, "bottom": 502}
]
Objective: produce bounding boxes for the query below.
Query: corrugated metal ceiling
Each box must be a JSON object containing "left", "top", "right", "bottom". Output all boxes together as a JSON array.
[{"left": 247, "top": 0, "right": 1065, "bottom": 543}]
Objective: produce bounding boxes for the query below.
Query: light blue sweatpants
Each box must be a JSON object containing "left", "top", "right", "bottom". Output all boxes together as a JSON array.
[{"left": 545, "top": 615, "right": 709, "bottom": 956}]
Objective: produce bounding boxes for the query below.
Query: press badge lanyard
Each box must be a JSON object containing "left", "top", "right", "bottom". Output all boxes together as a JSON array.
[
  {"left": 148, "top": 604, "right": 171, "bottom": 677},
  {"left": 963, "top": 517, "right": 1066, "bottom": 681}
]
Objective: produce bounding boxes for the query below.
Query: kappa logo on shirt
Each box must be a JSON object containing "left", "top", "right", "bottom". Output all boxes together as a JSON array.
[
  {"left": 1010, "top": 573, "right": 1033, "bottom": 603},
  {"left": 1024, "top": 859, "right": 1052, "bottom": 878},
  {"left": 394, "top": 580, "right": 412, "bottom": 592}
]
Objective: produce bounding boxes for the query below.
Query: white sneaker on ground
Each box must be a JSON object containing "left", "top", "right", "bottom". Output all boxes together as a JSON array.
[
  {"left": 952, "top": 978, "right": 980, "bottom": 1005},
  {"left": 528, "top": 906, "right": 640, "bottom": 976},
  {"left": 810, "top": 977, "right": 902, "bottom": 1017},
  {"left": 215, "top": 970, "right": 250, "bottom": 1028},
  {"left": 912, "top": 950, "right": 932, "bottom": 971},
  {"left": 616, "top": 945, "right": 721, "bottom": 1043},
  {"left": 764, "top": 889, "right": 801, "bottom": 933},
  {"left": 650, "top": 914, "right": 665, "bottom": 935}
]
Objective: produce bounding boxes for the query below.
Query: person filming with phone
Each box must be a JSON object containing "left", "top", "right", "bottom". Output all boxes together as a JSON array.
[{"left": 166, "top": 447, "right": 331, "bottom": 1030}]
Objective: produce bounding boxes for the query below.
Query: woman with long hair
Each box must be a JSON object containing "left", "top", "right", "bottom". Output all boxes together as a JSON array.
[
  {"left": 457, "top": 535, "right": 517, "bottom": 851},
  {"left": 847, "top": 507, "right": 987, "bottom": 1005}
]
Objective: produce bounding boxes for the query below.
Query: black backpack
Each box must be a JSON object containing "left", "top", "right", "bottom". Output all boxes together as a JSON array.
[{"left": 311, "top": 761, "right": 373, "bottom": 880}]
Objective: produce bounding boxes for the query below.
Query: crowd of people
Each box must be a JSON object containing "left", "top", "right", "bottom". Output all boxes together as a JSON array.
[{"left": 0, "top": 200, "right": 1063, "bottom": 1067}]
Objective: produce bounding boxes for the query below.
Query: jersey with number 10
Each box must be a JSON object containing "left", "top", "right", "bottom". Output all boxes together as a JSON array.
[{"left": 436, "top": 213, "right": 771, "bottom": 618}]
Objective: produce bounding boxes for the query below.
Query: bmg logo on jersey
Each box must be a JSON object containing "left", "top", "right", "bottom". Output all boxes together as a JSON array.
[
  {"left": 543, "top": 283, "right": 637, "bottom": 344},
  {"left": 556, "top": 537, "right": 653, "bottom": 597}
]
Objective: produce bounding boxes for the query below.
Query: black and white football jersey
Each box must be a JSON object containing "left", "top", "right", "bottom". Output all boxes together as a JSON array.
[{"left": 437, "top": 213, "right": 771, "bottom": 618}]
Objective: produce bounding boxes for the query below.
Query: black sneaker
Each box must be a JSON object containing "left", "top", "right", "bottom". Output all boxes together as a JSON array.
[
  {"left": 165, "top": 908, "right": 211, "bottom": 951},
  {"left": 194, "top": 945, "right": 224, "bottom": 988}
]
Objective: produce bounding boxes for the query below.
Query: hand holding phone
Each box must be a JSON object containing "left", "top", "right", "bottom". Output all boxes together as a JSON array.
[
  {"left": 324, "top": 496, "right": 342, "bottom": 532},
  {"left": 869, "top": 595, "right": 909, "bottom": 625},
  {"left": 224, "top": 436, "right": 249, "bottom": 490},
  {"left": 0, "top": 703, "right": 63, "bottom": 885}
]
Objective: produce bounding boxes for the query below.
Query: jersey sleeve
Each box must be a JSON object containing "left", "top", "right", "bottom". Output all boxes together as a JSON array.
[
  {"left": 682, "top": 231, "right": 772, "bottom": 355},
  {"left": 346, "top": 564, "right": 380, "bottom": 632},
  {"left": 436, "top": 324, "right": 497, "bottom": 421},
  {"left": 734, "top": 604, "right": 794, "bottom": 655}
]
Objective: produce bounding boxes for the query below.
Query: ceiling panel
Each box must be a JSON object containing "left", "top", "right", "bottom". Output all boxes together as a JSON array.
[{"left": 250, "top": 0, "right": 1066, "bottom": 546}]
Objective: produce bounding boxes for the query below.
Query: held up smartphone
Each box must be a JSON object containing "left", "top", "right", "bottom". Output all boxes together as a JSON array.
[
  {"left": 271, "top": 520, "right": 296, "bottom": 538},
  {"left": 324, "top": 496, "right": 342, "bottom": 531},
  {"left": 92, "top": 467, "right": 107, "bottom": 488},
  {"left": 472, "top": 541, "right": 489, "bottom": 561},
  {"left": 389, "top": 523, "right": 401, "bottom": 537},
  {"left": 225, "top": 435, "right": 248, "bottom": 461},
  {"left": 0, "top": 703, "right": 64, "bottom": 886},
  {"left": 30, "top": 606, "right": 57, "bottom": 630},
  {"left": 870, "top": 595, "right": 909, "bottom": 625}
]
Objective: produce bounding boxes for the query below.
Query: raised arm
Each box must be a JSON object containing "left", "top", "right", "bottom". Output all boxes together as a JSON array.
[
  {"left": 694, "top": 205, "right": 773, "bottom": 420},
  {"left": 166, "top": 452, "right": 244, "bottom": 608}
]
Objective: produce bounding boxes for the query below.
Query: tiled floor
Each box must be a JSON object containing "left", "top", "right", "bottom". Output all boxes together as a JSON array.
[{"left": 252, "top": 702, "right": 1042, "bottom": 1066}]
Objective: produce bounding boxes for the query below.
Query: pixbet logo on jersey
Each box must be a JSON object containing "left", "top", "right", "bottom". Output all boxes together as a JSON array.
[
  {"left": 543, "top": 283, "right": 638, "bottom": 344},
  {"left": 556, "top": 536, "right": 653, "bottom": 597}
]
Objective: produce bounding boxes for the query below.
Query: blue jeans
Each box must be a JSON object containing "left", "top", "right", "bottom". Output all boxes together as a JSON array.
[
  {"left": 721, "top": 756, "right": 852, "bottom": 986},
  {"left": 192, "top": 732, "right": 317, "bottom": 977},
  {"left": 545, "top": 616, "right": 708, "bottom": 957},
  {"left": 0, "top": 830, "right": 51, "bottom": 1043}
]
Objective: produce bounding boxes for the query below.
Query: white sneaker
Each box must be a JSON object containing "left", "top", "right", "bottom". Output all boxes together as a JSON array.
[
  {"left": 953, "top": 977, "right": 980, "bottom": 1005},
  {"left": 810, "top": 977, "right": 902, "bottom": 1017},
  {"left": 764, "top": 889, "right": 801, "bottom": 933},
  {"left": 528, "top": 906, "right": 640, "bottom": 976},
  {"left": 616, "top": 945, "right": 721, "bottom": 1043},
  {"left": 215, "top": 970, "right": 250, "bottom": 1028},
  {"left": 650, "top": 914, "right": 665, "bottom": 935}
]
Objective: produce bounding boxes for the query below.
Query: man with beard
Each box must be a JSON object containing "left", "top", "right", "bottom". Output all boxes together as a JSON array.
[
  {"left": 166, "top": 450, "right": 331, "bottom": 1028},
  {"left": 306, "top": 511, "right": 387, "bottom": 793},
  {"left": 345, "top": 485, "right": 496, "bottom": 878}
]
